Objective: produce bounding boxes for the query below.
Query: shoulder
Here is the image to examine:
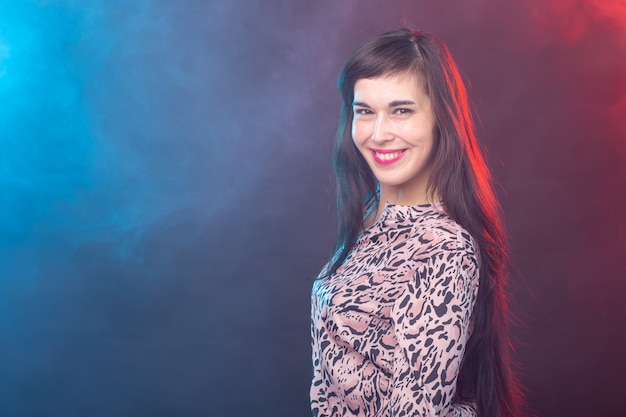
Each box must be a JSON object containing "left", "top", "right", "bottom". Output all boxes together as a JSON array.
[
  {"left": 404, "top": 214, "right": 480, "bottom": 300},
  {"left": 407, "top": 208, "right": 477, "bottom": 261},
  {"left": 379, "top": 207, "right": 479, "bottom": 286}
]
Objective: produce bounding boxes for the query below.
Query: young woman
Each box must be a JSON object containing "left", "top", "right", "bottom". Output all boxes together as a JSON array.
[{"left": 310, "top": 29, "right": 522, "bottom": 417}]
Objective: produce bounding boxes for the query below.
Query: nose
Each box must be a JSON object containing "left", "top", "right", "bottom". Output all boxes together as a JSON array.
[{"left": 371, "top": 114, "right": 393, "bottom": 144}]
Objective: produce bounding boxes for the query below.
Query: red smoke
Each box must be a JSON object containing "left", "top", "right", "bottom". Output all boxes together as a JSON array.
[{"left": 526, "top": 0, "right": 626, "bottom": 44}]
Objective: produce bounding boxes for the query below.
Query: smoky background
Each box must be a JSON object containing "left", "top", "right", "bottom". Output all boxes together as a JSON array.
[{"left": 1, "top": 0, "right": 625, "bottom": 416}]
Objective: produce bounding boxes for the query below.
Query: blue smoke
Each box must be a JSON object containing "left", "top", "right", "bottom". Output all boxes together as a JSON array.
[
  {"left": 1, "top": 2, "right": 92, "bottom": 263},
  {"left": 0, "top": 0, "right": 346, "bottom": 279},
  {"left": 0, "top": 1, "right": 230, "bottom": 275}
]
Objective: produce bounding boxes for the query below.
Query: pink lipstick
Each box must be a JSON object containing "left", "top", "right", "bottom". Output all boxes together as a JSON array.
[{"left": 371, "top": 149, "right": 406, "bottom": 166}]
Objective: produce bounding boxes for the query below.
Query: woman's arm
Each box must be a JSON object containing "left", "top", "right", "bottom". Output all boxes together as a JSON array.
[{"left": 389, "top": 247, "right": 479, "bottom": 417}]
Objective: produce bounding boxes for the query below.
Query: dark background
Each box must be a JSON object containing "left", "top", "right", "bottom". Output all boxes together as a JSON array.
[{"left": 1, "top": 0, "right": 625, "bottom": 416}]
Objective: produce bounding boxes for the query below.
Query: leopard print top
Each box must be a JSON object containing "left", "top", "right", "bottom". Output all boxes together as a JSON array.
[{"left": 310, "top": 202, "right": 479, "bottom": 417}]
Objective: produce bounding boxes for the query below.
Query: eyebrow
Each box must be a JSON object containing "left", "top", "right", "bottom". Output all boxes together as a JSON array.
[{"left": 352, "top": 100, "right": 416, "bottom": 107}]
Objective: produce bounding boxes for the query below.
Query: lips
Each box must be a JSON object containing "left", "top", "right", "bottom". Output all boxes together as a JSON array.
[{"left": 371, "top": 149, "right": 406, "bottom": 165}]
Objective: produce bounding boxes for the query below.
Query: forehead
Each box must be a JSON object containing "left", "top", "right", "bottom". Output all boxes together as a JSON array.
[{"left": 353, "top": 71, "right": 427, "bottom": 101}]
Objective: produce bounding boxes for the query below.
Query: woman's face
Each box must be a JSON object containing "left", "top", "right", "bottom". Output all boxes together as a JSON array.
[{"left": 351, "top": 71, "right": 437, "bottom": 205}]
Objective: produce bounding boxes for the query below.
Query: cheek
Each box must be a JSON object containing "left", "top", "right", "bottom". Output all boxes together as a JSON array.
[
  {"left": 351, "top": 120, "right": 359, "bottom": 144},
  {"left": 404, "top": 119, "right": 436, "bottom": 147},
  {"left": 351, "top": 120, "right": 368, "bottom": 148}
]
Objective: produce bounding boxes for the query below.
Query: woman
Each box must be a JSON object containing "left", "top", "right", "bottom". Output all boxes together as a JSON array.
[{"left": 310, "top": 29, "right": 522, "bottom": 417}]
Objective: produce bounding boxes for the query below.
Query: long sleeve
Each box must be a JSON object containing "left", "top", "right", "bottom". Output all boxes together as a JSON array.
[
  {"left": 311, "top": 204, "right": 480, "bottom": 417},
  {"left": 389, "top": 247, "right": 479, "bottom": 417}
]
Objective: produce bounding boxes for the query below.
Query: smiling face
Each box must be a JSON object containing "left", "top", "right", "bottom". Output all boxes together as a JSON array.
[{"left": 351, "top": 71, "right": 437, "bottom": 205}]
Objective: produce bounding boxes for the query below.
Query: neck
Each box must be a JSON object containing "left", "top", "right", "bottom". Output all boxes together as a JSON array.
[
  {"left": 365, "top": 187, "right": 439, "bottom": 228},
  {"left": 378, "top": 186, "right": 438, "bottom": 207}
]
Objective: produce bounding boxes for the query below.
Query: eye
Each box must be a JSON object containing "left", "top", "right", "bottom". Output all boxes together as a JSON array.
[
  {"left": 354, "top": 108, "right": 373, "bottom": 116},
  {"left": 394, "top": 108, "right": 413, "bottom": 115}
]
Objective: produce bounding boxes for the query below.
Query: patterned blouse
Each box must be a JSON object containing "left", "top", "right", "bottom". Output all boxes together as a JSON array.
[{"left": 310, "top": 203, "right": 479, "bottom": 417}]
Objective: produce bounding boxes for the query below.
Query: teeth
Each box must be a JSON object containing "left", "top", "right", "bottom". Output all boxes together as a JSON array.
[{"left": 375, "top": 151, "right": 402, "bottom": 161}]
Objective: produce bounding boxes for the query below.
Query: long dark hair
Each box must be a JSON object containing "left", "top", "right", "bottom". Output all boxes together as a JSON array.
[{"left": 326, "top": 28, "right": 523, "bottom": 417}]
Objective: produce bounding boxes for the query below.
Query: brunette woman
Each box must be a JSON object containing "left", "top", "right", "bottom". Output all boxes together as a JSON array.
[{"left": 310, "top": 29, "right": 522, "bottom": 417}]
